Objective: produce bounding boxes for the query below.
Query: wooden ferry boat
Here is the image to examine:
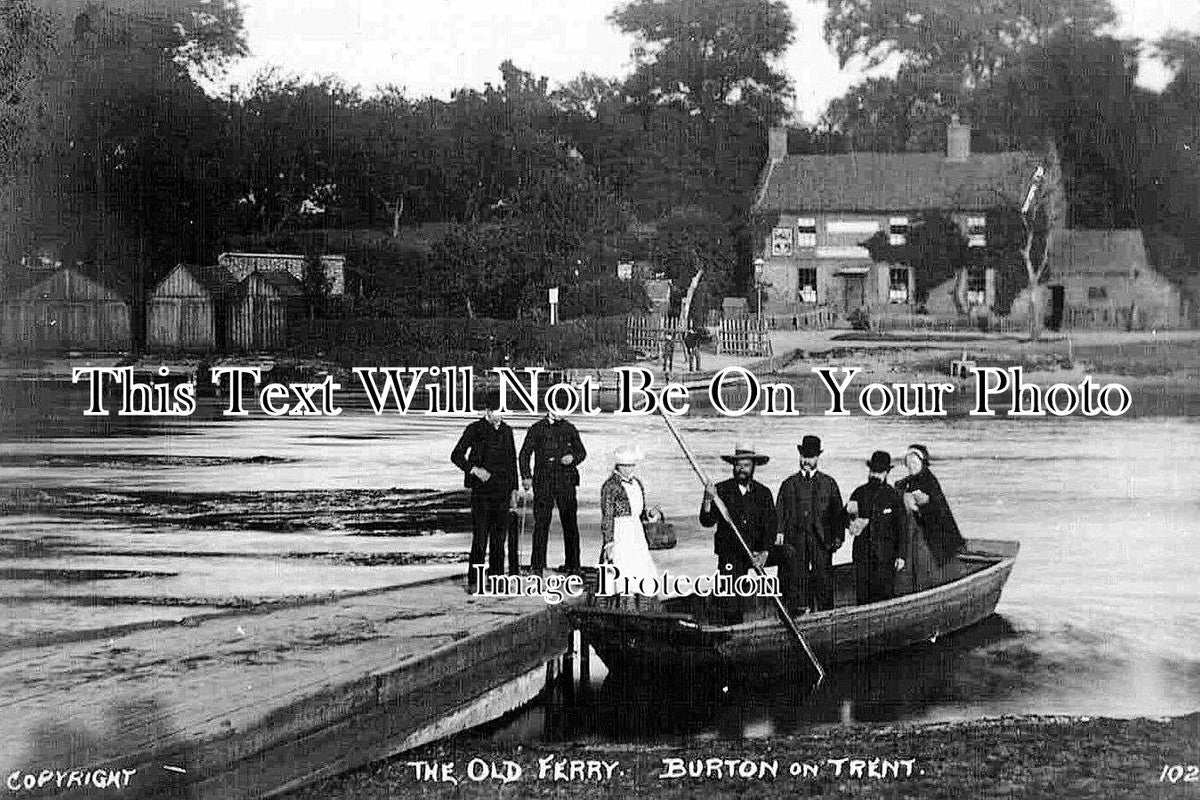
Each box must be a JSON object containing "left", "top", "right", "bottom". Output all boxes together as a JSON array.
[{"left": 570, "top": 538, "right": 1018, "bottom": 674}]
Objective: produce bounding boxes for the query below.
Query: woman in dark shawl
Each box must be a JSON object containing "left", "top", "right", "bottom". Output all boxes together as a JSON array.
[{"left": 894, "top": 444, "right": 967, "bottom": 592}]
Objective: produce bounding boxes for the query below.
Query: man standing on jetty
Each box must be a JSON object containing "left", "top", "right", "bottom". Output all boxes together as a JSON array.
[
  {"left": 520, "top": 410, "right": 586, "bottom": 576},
  {"left": 847, "top": 451, "right": 907, "bottom": 605},
  {"left": 451, "top": 392, "right": 518, "bottom": 593},
  {"left": 700, "top": 443, "right": 802, "bottom": 618},
  {"left": 775, "top": 435, "right": 846, "bottom": 612}
]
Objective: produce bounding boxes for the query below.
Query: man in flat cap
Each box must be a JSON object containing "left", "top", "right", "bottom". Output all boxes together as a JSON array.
[
  {"left": 775, "top": 435, "right": 846, "bottom": 612},
  {"left": 847, "top": 450, "right": 908, "bottom": 605},
  {"left": 700, "top": 443, "right": 802, "bottom": 617}
]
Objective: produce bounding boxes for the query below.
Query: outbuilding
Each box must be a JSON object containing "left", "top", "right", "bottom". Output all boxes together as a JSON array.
[
  {"left": 229, "top": 271, "right": 307, "bottom": 351},
  {"left": 145, "top": 264, "right": 238, "bottom": 352},
  {"left": 1, "top": 266, "right": 130, "bottom": 352}
]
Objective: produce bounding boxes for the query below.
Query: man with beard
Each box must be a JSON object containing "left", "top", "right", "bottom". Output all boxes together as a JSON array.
[
  {"left": 776, "top": 435, "right": 846, "bottom": 612},
  {"left": 699, "top": 443, "right": 802, "bottom": 617}
]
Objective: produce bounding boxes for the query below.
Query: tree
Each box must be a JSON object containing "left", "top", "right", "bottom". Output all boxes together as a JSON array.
[
  {"left": 862, "top": 210, "right": 969, "bottom": 309},
  {"left": 820, "top": 0, "right": 1115, "bottom": 87},
  {"left": 430, "top": 161, "right": 634, "bottom": 319},
  {"left": 6, "top": 0, "right": 246, "bottom": 293},
  {"left": 611, "top": 0, "right": 794, "bottom": 125}
]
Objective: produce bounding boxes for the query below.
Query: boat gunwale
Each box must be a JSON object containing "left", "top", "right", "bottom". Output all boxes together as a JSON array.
[
  {"left": 708, "top": 539, "right": 1019, "bottom": 635},
  {"left": 571, "top": 539, "right": 1019, "bottom": 635}
]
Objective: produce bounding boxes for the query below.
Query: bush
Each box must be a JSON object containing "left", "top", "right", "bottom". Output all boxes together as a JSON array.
[{"left": 847, "top": 307, "right": 872, "bottom": 330}]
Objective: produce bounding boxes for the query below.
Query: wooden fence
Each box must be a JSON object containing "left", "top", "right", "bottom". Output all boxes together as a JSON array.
[
  {"left": 626, "top": 315, "right": 682, "bottom": 357},
  {"left": 762, "top": 308, "right": 837, "bottom": 330},
  {"left": 873, "top": 313, "right": 1026, "bottom": 334},
  {"left": 717, "top": 317, "right": 772, "bottom": 357}
]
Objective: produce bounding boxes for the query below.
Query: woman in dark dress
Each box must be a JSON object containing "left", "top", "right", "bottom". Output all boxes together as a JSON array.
[{"left": 894, "top": 444, "right": 967, "bottom": 593}]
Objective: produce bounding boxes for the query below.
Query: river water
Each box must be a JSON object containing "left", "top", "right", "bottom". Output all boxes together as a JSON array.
[{"left": 3, "top": 382, "right": 1199, "bottom": 742}]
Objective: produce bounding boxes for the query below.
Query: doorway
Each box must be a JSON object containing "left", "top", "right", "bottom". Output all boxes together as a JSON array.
[
  {"left": 842, "top": 274, "right": 867, "bottom": 313},
  {"left": 1047, "top": 285, "right": 1065, "bottom": 331}
]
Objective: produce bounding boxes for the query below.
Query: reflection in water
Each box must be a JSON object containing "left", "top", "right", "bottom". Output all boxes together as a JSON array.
[
  {"left": 479, "top": 615, "right": 1024, "bottom": 744},
  {"left": 4, "top": 381, "right": 1200, "bottom": 741}
]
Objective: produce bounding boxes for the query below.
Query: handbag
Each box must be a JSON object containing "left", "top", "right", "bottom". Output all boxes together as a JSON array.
[{"left": 643, "top": 505, "right": 677, "bottom": 550}]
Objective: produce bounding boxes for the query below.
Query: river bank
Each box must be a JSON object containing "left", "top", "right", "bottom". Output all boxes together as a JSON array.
[{"left": 286, "top": 712, "right": 1200, "bottom": 799}]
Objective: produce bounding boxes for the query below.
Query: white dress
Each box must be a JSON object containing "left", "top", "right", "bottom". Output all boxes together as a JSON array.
[{"left": 608, "top": 478, "right": 660, "bottom": 593}]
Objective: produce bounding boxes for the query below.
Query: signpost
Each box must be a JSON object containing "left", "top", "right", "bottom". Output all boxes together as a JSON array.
[{"left": 548, "top": 286, "right": 559, "bottom": 325}]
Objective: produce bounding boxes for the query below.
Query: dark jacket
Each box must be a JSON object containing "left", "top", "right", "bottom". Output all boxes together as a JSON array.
[
  {"left": 849, "top": 477, "right": 908, "bottom": 563},
  {"left": 699, "top": 478, "right": 776, "bottom": 562},
  {"left": 518, "top": 417, "right": 586, "bottom": 489},
  {"left": 776, "top": 470, "right": 846, "bottom": 553},
  {"left": 599, "top": 472, "right": 650, "bottom": 546},
  {"left": 450, "top": 418, "right": 517, "bottom": 497},
  {"left": 896, "top": 468, "right": 966, "bottom": 564}
]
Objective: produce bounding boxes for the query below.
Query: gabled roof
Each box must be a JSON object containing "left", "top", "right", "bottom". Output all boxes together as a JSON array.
[
  {"left": 753, "top": 151, "right": 1044, "bottom": 214},
  {"left": 5, "top": 266, "right": 129, "bottom": 302},
  {"left": 1047, "top": 230, "right": 1149, "bottom": 276},
  {"left": 153, "top": 263, "right": 240, "bottom": 298}
]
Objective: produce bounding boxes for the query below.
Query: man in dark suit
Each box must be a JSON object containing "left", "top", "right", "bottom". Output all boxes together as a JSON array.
[
  {"left": 847, "top": 450, "right": 908, "bottom": 605},
  {"left": 519, "top": 410, "right": 587, "bottom": 575},
  {"left": 699, "top": 444, "right": 802, "bottom": 616},
  {"left": 451, "top": 393, "right": 518, "bottom": 593},
  {"left": 776, "top": 435, "right": 847, "bottom": 612}
]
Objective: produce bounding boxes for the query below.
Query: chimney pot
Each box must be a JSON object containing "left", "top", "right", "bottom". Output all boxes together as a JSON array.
[
  {"left": 768, "top": 127, "right": 788, "bottom": 162},
  {"left": 947, "top": 115, "right": 971, "bottom": 162}
]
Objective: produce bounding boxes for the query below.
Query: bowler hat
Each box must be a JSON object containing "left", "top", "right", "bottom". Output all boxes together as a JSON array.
[
  {"left": 866, "top": 450, "right": 893, "bottom": 472},
  {"left": 721, "top": 442, "right": 770, "bottom": 465},
  {"left": 798, "top": 435, "right": 823, "bottom": 457}
]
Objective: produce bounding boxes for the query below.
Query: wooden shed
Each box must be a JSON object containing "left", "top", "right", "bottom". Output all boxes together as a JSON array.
[
  {"left": 146, "top": 264, "right": 238, "bottom": 352},
  {"left": 229, "top": 271, "right": 306, "bottom": 351},
  {"left": 1, "top": 267, "right": 131, "bottom": 352}
]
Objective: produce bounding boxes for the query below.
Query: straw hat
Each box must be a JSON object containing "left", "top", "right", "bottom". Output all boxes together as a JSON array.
[
  {"left": 720, "top": 442, "right": 770, "bottom": 465},
  {"left": 613, "top": 445, "right": 644, "bottom": 465}
]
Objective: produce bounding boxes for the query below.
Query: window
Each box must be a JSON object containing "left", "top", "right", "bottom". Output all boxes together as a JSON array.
[
  {"left": 1088, "top": 286, "right": 1108, "bottom": 301},
  {"left": 889, "top": 267, "right": 910, "bottom": 303},
  {"left": 796, "top": 218, "right": 817, "bottom": 248},
  {"left": 966, "top": 267, "right": 987, "bottom": 306},
  {"left": 771, "top": 227, "right": 793, "bottom": 257},
  {"left": 966, "top": 216, "right": 986, "bottom": 248},
  {"left": 798, "top": 268, "right": 818, "bottom": 303},
  {"left": 889, "top": 216, "right": 909, "bottom": 247}
]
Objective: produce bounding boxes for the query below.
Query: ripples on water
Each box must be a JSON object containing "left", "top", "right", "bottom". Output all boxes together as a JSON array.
[{"left": 2, "top": 382, "right": 1199, "bottom": 740}]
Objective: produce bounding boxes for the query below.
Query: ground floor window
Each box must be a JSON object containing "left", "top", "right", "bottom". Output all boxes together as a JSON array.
[
  {"left": 1087, "top": 285, "right": 1108, "bottom": 301},
  {"left": 888, "top": 267, "right": 910, "bottom": 303},
  {"left": 966, "top": 267, "right": 987, "bottom": 306},
  {"left": 798, "top": 268, "right": 817, "bottom": 303}
]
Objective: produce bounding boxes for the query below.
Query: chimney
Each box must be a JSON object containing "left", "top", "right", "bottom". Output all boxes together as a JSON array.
[
  {"left": 768, "top": 126, "right": 788, "bottom": 162},
  {"left": 947, "top": 114, "right": 970, "bottom": 162}
]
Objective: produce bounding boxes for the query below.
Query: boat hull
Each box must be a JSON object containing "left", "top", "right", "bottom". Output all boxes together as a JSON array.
[{"left": 574, "top": 538, "right": 1018, "bottom": 674}]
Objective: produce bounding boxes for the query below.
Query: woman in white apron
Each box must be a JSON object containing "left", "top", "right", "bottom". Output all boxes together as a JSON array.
[{"left": 599, "top": 445, "right": 660, "bottom": 606}]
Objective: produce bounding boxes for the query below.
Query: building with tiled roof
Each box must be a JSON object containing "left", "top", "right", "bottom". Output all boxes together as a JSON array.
[{"left": 751, "top": 117, "right": 1054, "bottom": 319}]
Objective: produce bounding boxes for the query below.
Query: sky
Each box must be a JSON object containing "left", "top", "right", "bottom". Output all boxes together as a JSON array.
[{"left": 215, "top": 0, "right": 1200, "bottom": 122}]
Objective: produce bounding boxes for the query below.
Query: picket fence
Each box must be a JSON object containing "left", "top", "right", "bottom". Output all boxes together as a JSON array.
[{"left": 717, "top": 317, "right": 772, "bottom": 357}]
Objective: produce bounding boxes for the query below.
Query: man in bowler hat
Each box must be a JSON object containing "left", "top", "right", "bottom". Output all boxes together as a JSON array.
[
  {"left": 847, "top": 451, "right": 908, "bottom": 605},
  {"left": 775, "top": 435, "right": 847, "bottom": 611},
  {"left": 451, "top": 392, "right": 518, "bottom": 593},
  {"left": 700, "top": 443, "right": 803, "bottom": 616},
  {"left": 520, "top": 409, "right": 587, "bottom": 575}
]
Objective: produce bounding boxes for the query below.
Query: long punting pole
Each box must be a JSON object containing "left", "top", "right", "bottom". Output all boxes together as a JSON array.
[{"left": 657, "top": 410, "right": 826, "bottom": 686}]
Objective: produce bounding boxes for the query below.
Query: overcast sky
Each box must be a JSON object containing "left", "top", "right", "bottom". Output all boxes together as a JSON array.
[{"left": 215, "top": 0, "right": 1200, "bottom": 122}]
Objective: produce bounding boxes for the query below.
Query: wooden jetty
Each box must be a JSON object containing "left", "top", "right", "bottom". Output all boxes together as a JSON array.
[{"left": 0, "top": 575, "right": 569, "bottom": 799}]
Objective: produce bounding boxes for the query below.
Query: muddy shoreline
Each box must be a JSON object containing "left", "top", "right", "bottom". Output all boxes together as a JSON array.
[{"left": 287, "top": 713, "right": 1200, "bottom": 799}]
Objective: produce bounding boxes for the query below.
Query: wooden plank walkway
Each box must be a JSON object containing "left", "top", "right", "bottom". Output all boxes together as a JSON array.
[{"left": 0, "top": 576, "right": 569, "bottom": 799}]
